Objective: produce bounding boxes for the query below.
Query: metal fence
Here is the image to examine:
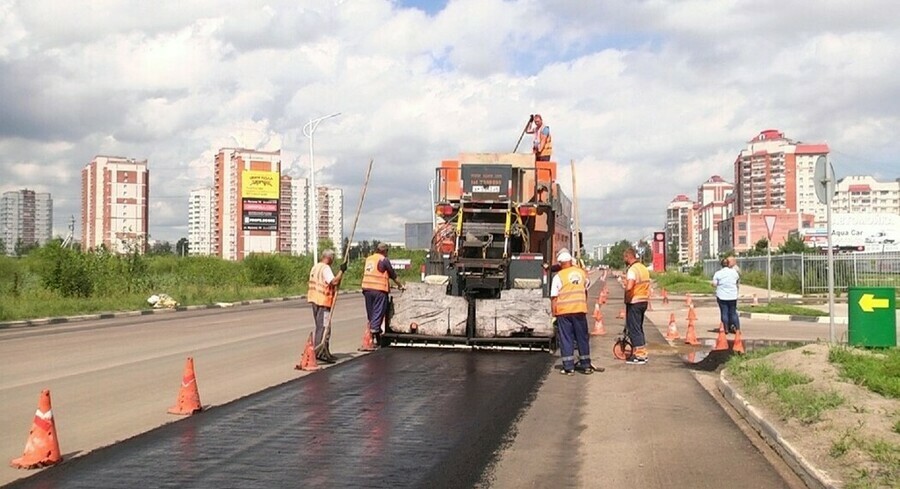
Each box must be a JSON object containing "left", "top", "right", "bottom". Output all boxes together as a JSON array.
[{"left": 703, "top": 251, "right": 900, "bottom": 294}]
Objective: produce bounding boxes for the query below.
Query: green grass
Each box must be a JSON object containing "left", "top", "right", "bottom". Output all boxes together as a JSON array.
[
  {"left": 727, "top": 351, "right": 845, "bottom": 424},
  {"left": 830, "top": 427, "right": 900, "bottom": 489},
  {"left": 738, "top": 303, "right": 829, "bottom": 317},
  {"left": 652, "top": 272, "right": 715, "bottom": 294},
  {"left": 828, "top": 347, "right": 900, "bottom": 399}
]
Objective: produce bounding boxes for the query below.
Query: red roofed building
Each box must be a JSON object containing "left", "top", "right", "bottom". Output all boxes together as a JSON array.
[{"left": 725, "top": 130, "right": 828, "bottom": 252}]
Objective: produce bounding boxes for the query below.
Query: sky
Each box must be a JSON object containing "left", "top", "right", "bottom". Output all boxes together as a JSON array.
[{"left": 1, "top": 0, "right": 899, "bottom": 249}]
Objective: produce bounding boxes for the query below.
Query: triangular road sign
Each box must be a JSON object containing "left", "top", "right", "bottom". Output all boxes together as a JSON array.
[{"left": 763, "top": 215, "right": 777, "bottom": 241}]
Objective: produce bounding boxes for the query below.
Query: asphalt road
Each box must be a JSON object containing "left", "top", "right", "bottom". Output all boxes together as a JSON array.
[{"left": 0, "top": 294, "right": 371, "bottom": 487}]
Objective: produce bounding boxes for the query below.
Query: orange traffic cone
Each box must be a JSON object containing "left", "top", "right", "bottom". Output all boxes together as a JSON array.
[
  {"left": 684, "top": 319, "right": 700, "bottom": 346},
  {"left": 295, "top": 332, "right": 320, "bottom": 371},
  {"left": 685, "top": 293, "right": 693, "bottom": 307},
  {"left": 647, "top": 299, "right": 653, "bottom": 311},
  {"left": 733, "top": 329, "right": 745, "bottom": 354},
  {"left": 169, "top": 357, "right": 202, "bottom": 415},
  {"left": 752, "top": 294, "right": 759, "bottom": 306},
  {"left": 686, "top": 305, "right": 697, "bottom": 322},
  {"left": 590, "top": 309, "right": 607, "bottom": 336},
  {"left": 10, "top": 390, "right": 62, "bottom": 469},
  {"left": 662, "top": 288, "right": 669, "bottom": 305},
  {"left": 616, "top": 307, "right": 625, "bottom": 319},
  {"left": 665, "top": 313, "right": 680, "bottom": 340},
  {"left": 358, "top": 324, "right": 377, "bottom": 352},
  {"left": 713, "top": 323, "right": 729, "bottom": 351},
  {"left": 592, "top": 303, "right": 602, "bottom": 321}
]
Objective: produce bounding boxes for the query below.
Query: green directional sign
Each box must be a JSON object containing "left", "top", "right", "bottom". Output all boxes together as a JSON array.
[{"left": 848, "top": 287, "right": 896, "bottom": 347}]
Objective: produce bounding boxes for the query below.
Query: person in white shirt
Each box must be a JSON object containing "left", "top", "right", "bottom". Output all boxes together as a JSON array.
[{"left": 712, "top": 256, "right": 741, "bottom": 334}]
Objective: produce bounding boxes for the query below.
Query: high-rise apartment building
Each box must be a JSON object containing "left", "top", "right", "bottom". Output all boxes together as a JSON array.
[
  {"left": 316, "top": 186, "right": 344, "bottom": 254},
  {"left": 81, "top": 156, "right": 149, "bottom": 253},
  {"left": 278, "top": 176, "right": 311, "bottom": 255},
  {"left": 188, "top": 187, "right": 214, "bottom": 256},
  {"left": 666, "top": 195, "right": 698, "bottom": 265},
  {"left": 722, "top": 130, "right": 823, "bottom": 252},
  {"left": 696, "top": 176, "right": 733, "bottom": 259},
  {"left": 212, "top": 148, "right": 281, "bottom": 260},
  {"left": 833, "top": 175, "right": 900, "bottom": 215},
  {"left": 0, "top": 189, "right": 53, "bottom": 255}
]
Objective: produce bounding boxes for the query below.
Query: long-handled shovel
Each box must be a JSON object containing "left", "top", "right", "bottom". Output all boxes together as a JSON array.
[{"left": 315, "top": 158, "right": 374, "bottom": 358}]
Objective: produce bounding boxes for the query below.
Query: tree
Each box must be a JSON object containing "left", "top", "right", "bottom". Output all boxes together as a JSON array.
[
  {"left": 601, "top": 239, "right": 632, "bottom": 270},
  {"left": 317, "top": 238, "right": 335, "bottom": 257},
  {"left": 0, "top": 237, "right": 6, "bottom": 256},
  {"left": 175, "top": 238, "right": 189, "bottom": 257},
  {"left": 666, "top": 242, "right": 679, "bottom": 269},
  {"left": 14, "top": 238, "right": 38, "bottom": 257},
  {"left": 149, "top": 240, "right": 173, "bottom": 255},
  {"left": 778, "top": 235, "right": 811, "bottom": 254},
  {"left": 741, "top": 238, "right": 769, "bottom": 257},
  {"left": 635, "top": 239, "right": 652, "bottom": 265}
]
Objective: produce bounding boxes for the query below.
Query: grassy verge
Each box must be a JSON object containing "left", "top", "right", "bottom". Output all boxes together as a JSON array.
[
  {"left": 830, "top": 426, "right": 900, "bottom": 489},
  {"left": 652, "top": 272, "right": 715, "bottom": 294},
  {"left": 726, "top": 348, "right": 844, "bottom": 424},
  {"left": 738, "top": 303, "right": 829, "bottom": 317},
  {"left": 828, "top": 347, "right": 900, "bottom": 399}
]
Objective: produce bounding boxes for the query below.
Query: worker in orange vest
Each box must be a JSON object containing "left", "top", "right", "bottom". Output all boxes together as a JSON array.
[
  {"left": 551, "top": 250, "right": 594, "bottom": 375},
  {"left": 362, "top": 243, "right": 405, "bottom": 345},
  {"left": 308, "top": 249, "right": 346, "bottom": 363},
  {"left": 619, "top": 247, "right": 651, "bottom": 364},
  {"left": 525, "top": 114, "right": 553, "bottom": 162}
]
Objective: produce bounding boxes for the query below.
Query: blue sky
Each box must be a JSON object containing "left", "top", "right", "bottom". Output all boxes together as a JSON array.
[{"left": 1, "top": 0, "right": 898, "bottom": 248}]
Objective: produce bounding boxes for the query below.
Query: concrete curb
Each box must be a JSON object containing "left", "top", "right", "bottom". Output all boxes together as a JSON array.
[
  {"left": 0, "top": 292, "right": 362, "bottom": 330},
  {"left": 738, "top": 311, "right": 848, "bottom": 324},
  {"left": 716, "top": 373, "right": 839, "bottom": 489}
]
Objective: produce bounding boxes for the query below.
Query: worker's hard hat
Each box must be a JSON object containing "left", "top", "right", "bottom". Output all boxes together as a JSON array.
[{"left": 557, "top": 251, "right": 573, "bottom": 263}]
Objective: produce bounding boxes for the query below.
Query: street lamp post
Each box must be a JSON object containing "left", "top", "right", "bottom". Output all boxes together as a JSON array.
[{"left": 303, "top": 112, "right": 341, "bottom": 263}]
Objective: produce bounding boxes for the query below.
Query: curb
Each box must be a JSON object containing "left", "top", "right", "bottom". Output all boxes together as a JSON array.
[
  {"left": 738, "top": 312, "right": 848, "bottom": 324},
  {"left": 716, "top": 372, "right": 839, "bottom": 489}
]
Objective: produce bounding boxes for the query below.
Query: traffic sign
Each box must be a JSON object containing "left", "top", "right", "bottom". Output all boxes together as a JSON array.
[
  {"left": 813, "top": 156, "right": 835, "bottom": 205},
  {"left": 763, "top": 215, "right": 777, "bottom": 241},
  {"left": 848, "top": 287, "right": 897, "bottom": 347}
]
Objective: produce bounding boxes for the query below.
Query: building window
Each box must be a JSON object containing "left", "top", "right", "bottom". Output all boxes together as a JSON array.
[
  {"left": 738, "top": 236, "right": 747, "bottom": 244},
  {"left": 738, "top": 222, "right": 747, "bottom": 231}
]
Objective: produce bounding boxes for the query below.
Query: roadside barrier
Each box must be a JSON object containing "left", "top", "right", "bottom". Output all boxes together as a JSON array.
[
  {"left": 168, "top": 357, "right": 202, "bottom": 415},
  {"left": 10, "top": 390, "right": 62, "bottom": 469},
  {"left": 296, "top": 332, "right": 320, "bottom": 371}
]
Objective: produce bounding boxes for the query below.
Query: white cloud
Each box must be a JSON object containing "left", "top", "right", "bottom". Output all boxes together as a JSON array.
[{"left": 1, "top": 0, "right": 899, "bottom": 249}]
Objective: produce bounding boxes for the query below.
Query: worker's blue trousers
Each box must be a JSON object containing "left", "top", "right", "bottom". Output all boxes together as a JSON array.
[{"left": 557, "top": 313, "right": 591, "bottom": 371}]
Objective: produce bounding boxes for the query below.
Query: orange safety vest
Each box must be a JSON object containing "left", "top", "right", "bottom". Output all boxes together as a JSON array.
[
  {"left": 361, "top": 254, "right": 390, "bottom": 292},
  {"left": 307, "top": 262, "right": 336, "bottom": 308},
  {"left": 533, "top": 125, "right": 553, "bottom": 158},
  {"left": 625, "top": 261, "right": 651, "bottom": 304},
  {"left": 555, "top": 266, "right": 588, "bottom": 315}
]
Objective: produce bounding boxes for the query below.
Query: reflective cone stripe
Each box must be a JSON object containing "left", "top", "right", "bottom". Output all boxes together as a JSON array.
[
  {"left": 168, "top": 357, "right": 202, "bottom": 415},
  {"left": 590, "top": 309, "right": 607, "bottom": 336},
  {"left": 11, "top": 389, "right": 62, "bottom": 469},
  {"left": 665, "top": 313, "right": 680, "bottom": 340}
]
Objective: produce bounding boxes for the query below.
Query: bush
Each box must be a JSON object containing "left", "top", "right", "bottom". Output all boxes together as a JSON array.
[{"left": 244, "top": 253, "right": 309, "bottom": 288}]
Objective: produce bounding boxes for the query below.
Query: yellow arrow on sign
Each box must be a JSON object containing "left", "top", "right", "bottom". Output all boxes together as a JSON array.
[{"left": 859, "top": 293, "right": 890, "bottom": 313}]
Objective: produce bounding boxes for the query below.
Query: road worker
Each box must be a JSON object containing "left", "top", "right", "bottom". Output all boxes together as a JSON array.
[
  {"left": 525, "top": 114, "right": 552, "bottom": 161},
  {"left": 619, "top": 247, "right": 651, "bottom": 364},
  {"left": 551, "top": 250, "right": 594, "bottom": 375},
  {"left": 362, "top": 243, "right": 405, "bottom": 345},
  {"left": 308, "top": 249, "right": 346, "bottom": 363}
]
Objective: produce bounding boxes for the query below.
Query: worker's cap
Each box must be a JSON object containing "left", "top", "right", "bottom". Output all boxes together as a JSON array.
[
  {"left": 536, "top": 184, "right": 548, "bottom": 192},
  {"left": 557, "top": 251, "right": 573, "bottom": 263}
]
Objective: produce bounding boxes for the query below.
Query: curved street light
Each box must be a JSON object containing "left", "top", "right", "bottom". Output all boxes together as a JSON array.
[{"left": 303, "top": 112, "right": 341, "bottom": 263}]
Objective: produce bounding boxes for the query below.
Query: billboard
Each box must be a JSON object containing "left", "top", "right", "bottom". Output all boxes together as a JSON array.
[
  {"left": 802, "top": 213, "right": 900, "bottom": 251},
  {"left": 242, "top": 170, "right": 279, "bottom": 231},
  {"left": 652, "top": 231, "right": 666, "bottom": 271}
]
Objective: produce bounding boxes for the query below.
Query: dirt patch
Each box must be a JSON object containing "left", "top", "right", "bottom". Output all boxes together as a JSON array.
[{"left": 725, "top": 343, "right": 900, "bottom": 488}]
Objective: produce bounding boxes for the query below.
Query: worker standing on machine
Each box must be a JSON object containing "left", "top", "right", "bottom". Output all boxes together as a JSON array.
[
  {"left": 525, "top": 114, "right": 552, "bottom": 161},
  {"left": 362, "top": 243, "right": 405, "bottom": 345},
  {"left": 551, "top": 250, "right": 594, "bottom": 375}
]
